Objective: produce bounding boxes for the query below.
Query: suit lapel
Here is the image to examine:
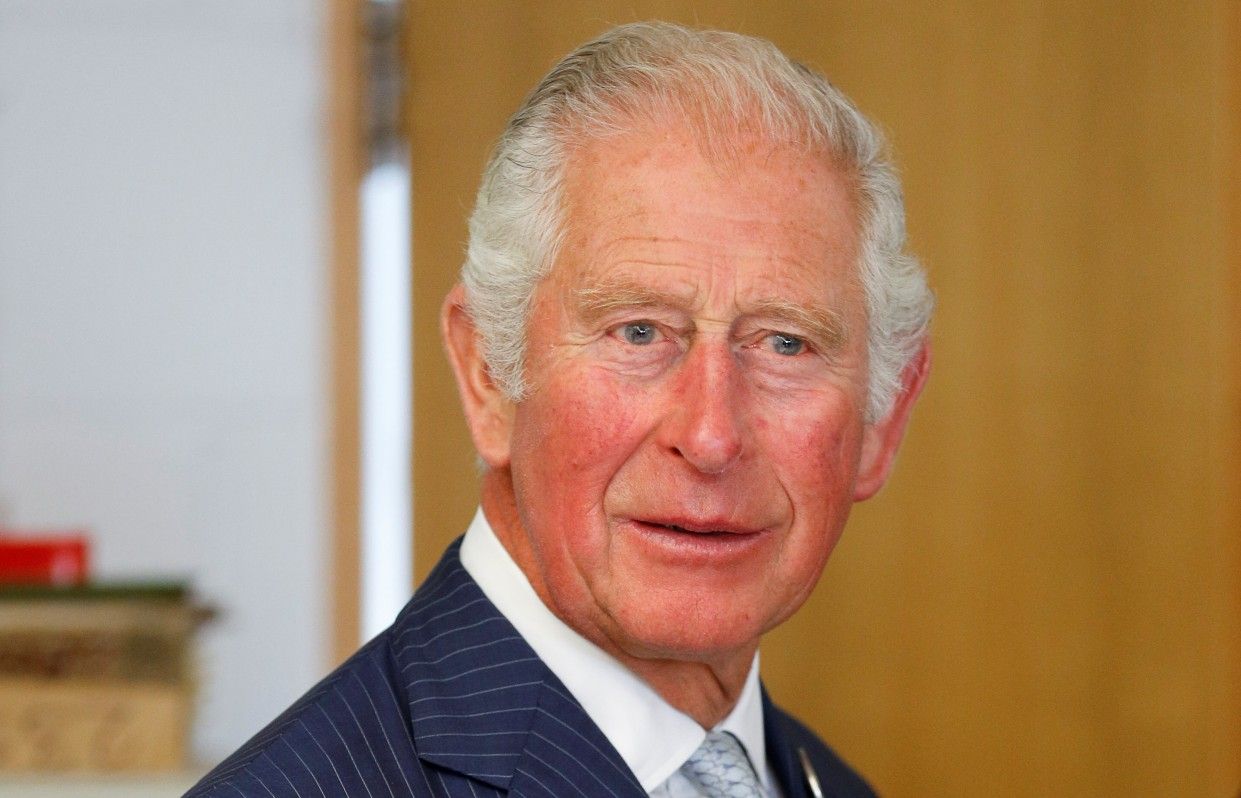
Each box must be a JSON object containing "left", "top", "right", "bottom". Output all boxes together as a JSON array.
[
  {"left": 392, "top": 541, "right": 644, "bottom": 797},
  {"left": 764, "top": 686, "right": 811, "bottom": 798},
  {"left": 507, "top": 679, "right": 647, "bottom": 798}
]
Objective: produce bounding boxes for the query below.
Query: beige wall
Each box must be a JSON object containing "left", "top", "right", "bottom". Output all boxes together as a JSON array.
[{"left": 406, "top": 3, "right": 1240, "bottom": 795}]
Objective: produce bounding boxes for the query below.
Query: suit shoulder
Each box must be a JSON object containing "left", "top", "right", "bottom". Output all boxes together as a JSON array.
[
  {"left": 184, "top": 633, "right": 425, "bottom": 797},
  {"left": 768, "top": 703, "right": 877, "bottom": 798}
]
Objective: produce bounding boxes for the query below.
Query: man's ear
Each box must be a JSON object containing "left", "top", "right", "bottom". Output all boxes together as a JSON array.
[
  {"left": 854, "top": 340, "right": 931, "bottom": 501},
  {"left": 441, "top": 283, "right": 515, "bottom": 468}
]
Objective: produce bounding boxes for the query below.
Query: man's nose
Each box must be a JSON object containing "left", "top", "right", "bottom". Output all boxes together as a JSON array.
[{"left": 660, "top": 340, "right": 745, "bottom": 474}]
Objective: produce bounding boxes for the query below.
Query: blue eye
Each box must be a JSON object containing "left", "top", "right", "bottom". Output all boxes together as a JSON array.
[
  {"left": 771, "top": 333, "right": 804, "bottom": 356},
  {"left": 621, "top": 322, "right": 657, "bottom": 345}
]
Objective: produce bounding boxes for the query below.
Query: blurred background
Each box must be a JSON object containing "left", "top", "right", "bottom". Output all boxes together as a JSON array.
[{"left": 0, "top": 1, "right": 1236, "bottom": 796}]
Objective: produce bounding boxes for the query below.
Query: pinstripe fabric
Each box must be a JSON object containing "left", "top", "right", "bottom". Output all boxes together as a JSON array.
[{"left": 185, "top": 539, "right": 874, "bottom": 798}]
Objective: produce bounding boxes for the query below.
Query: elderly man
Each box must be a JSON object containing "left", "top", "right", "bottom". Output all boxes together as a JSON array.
[{"left": 188, "top": 21, "right": 931, "bottom": 798}]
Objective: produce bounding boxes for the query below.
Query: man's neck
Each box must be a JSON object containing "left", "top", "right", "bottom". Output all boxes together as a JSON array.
[
  {"left": 612, "top": 648, "right": 757, "bottom": 729},
  {"left": 480, "top": 469, "right": 756, "bottom": 728}
]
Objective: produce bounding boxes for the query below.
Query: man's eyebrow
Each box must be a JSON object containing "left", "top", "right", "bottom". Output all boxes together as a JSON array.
[
  {"left": 571, "top": 280, "right": 691, "bottom": 327},
  {"left": 749, "top": 298, "right": 849, "bottom": 351}
]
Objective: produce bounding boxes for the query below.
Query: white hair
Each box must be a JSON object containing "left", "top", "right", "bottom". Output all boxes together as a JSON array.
[{"left": 461, "top": 21, "right": 932, "bottom": 421}]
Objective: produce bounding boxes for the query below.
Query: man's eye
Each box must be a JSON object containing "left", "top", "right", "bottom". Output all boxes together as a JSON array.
[
  {"left": 770, "top": 333, "right": 805, "bottom": 356},
  {"left": 619, "top": 322, "right": 657, "bottom": 345}
]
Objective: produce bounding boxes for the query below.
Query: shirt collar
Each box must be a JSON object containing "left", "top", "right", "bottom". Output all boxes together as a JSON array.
[{"left": 459, "top": 507, "right": 770, "bottom": 793}]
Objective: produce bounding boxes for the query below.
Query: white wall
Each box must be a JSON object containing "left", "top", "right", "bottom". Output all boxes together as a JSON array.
[{"left": 0, "top": 0, "right": 330, "bottom": 763}]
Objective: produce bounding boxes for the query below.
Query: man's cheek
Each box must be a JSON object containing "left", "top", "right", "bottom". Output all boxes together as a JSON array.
[
  {"left": 777, "top": 414, "right": 860, "bottom": 493},
  {"left": 545, "top": 377, "right": 646, "bottom": 472}
]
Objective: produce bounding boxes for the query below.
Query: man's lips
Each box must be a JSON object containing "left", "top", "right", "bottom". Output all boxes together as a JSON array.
[
  {"left": 620, "top": 517, "right": 773, "bottom": 563},
  {"left": 629, "top": 517, "right": 767, "bottom": 537}
]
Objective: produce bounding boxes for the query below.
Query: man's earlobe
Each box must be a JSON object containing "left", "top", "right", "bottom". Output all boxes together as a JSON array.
[
  {"left": 441, "top": 284, "right": 515, "bottom": 468},
  {"left": 853, "top": 340, "right": 931, "bottom": 501}
]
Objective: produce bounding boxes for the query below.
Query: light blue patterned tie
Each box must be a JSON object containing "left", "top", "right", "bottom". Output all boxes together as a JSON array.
[{"left": 679, "top": 731, "right": 763, "bottom": 797}]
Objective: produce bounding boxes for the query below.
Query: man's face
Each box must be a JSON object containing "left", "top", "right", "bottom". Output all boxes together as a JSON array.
[{"left": 463, "top": 123, "right": 919, "bottom": 664}]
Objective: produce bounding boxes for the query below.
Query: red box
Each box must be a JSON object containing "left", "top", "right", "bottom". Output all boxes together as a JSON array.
[{"left": 0, "top": 533, "right": 90, "bottom": 585}]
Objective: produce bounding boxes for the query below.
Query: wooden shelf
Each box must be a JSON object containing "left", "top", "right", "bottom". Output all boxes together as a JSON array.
[{"left": 0, "top": 769, "right": 206, "bottom": 797}]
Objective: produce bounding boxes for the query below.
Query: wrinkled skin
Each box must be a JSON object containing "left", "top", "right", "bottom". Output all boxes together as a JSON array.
[{"left": 443, "top": 122, "right": 929, "bottom": 726}]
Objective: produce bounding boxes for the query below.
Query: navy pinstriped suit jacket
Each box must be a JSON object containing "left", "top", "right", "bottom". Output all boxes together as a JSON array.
[{"left": 185, "top": 540, "right": 875, "bottom": 798}]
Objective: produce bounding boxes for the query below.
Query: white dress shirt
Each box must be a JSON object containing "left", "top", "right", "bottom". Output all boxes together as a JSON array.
[{"left": 460, "top": 508, "right": 781, "bottom": 797}]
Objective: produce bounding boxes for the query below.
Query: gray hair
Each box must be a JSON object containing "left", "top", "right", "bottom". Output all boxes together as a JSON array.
[{"left": 461, "top": 21, "right": 932, "bottom": 421}]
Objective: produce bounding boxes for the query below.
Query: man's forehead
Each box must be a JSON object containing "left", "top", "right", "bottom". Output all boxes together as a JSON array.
[
  {"left": 552, "top": 222, "right": 862, "bottom": 318},
  {"left": 559, "top": 129, "right": 857, "bottom": 255},
  {"left": 547, "top": 118, "right": 863, "bottom": 313},
  {"left": 564, "top": 114, "right": 854, "bottom": 208}
]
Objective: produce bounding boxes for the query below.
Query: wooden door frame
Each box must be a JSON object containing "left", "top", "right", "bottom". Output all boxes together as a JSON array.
[{"left": 328, "top": 0, "right": 363, "bottom": 668}]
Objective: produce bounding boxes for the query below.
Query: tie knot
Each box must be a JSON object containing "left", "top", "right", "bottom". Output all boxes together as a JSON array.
[{"left": 680, "top": 731, "right": 763, "bottom": 797}]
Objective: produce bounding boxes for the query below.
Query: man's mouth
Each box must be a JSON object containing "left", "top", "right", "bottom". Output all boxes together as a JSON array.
[
  {"left": 618, "top": 517, "right": 774, "bottom": 563},
  {"left": 632, "top": 518, "right": 764, "bottom": 537}
]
